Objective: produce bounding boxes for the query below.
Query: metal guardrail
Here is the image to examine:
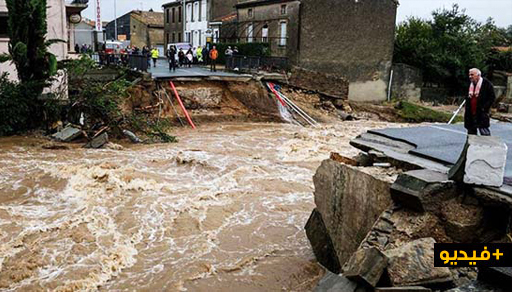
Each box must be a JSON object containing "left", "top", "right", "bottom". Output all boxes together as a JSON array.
[
  {"left": 92, "top": 53, "right": 149, "bottom": 72},
  {"left": 225, "top": 56, "right": 289, "bottom": 72}
]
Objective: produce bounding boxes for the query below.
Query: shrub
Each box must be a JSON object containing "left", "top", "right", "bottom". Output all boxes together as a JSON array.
[{"left": 0, "top": 73, "right": 61, "bottom": 135}]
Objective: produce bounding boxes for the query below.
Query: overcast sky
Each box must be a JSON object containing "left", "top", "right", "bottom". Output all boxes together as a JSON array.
[{"left": 82, "top": 0, "right": 512, "bottom": 28}]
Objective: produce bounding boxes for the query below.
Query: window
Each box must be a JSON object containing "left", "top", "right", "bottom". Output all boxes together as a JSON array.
[
  {"left": 166, "top": 9, "right": 170, "bottom": 23},
  {"left": 186, "top": 32, "right": 191, "bottom": 42},
  {"left": 193, "top": 2, "right": 199, "bottom": 22},
  {"left": 178, "top": 6, "right": 182, "bottom": 22},
  {"left": 172, "top": 32, "right": 176, "bottom": 42},
  {"left": 262, "top": 24, "right": 268, "bottom": 42},
  {"left": 0, "top": 14, "right": 8, "bottom": 38},
  {"left": 279, "top": 22, "right": 287, "bottom": 46},
  {"left": 247, "top": 23, "right": 253, "bottom": 43},
  {"left": 187, "top": 4, "right": 192, "bottom": 22},
  {"left": 166, "top": 33, "right": 169, "bottom": 44},
  {"left": 198, "top": 1, "right": 202, "bottom": 21},
  {"left": 178, "top": 32, "right": 182, "bottom": 42},
  {"left": 281, "top": 4, "right": 287, "bottom": 15},
  {"left": 248, "top": 9, "right": 253, "bottom": 18},
  {"left": 172, "top": 8, "right": 175, "bottom": 23},
  {"left": 199, "top": 29, "right": 202, "bottom": 45}
]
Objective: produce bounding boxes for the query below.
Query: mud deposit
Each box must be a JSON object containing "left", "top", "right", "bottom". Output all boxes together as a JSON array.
[{"left": 0, "top": 121, "right": 402, "bottom": 291}]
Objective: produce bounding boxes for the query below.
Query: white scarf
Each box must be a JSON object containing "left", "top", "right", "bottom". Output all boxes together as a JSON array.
[{"left": 469, "top": 77, "right": 483, "bottom": 98}]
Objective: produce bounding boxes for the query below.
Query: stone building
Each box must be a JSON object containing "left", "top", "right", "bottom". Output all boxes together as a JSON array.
[
  {"left": 162, "top": 1, "right": 184, "bottom": 45},
  {"left": 298, "top": 0, "right": 398, "bottom": 101},
  {"left": 105, "top": 10, "right": 164, "bottom": 51},
  {"left": 209, "top": 0, "right": 239, "bottom": 42},
  {"left": 232, "top": 0, "right": 398, "bottom": 101},
  {"left": 236, "top": 0, "right": 300, "bottom": 60}
]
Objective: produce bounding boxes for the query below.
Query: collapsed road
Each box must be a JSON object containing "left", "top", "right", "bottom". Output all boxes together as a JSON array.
[{"left": 307, "top": 122, "right": 512, "bottom": 292}]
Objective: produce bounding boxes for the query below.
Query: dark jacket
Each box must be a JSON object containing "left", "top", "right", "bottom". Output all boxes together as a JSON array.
[{"left": 464, "top": 77, "right": 495, "bottom": 129}]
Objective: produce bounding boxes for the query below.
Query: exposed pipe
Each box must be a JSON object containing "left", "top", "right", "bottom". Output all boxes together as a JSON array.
[
  {"left": 159, "top": 83, "right": 185, "bottom": 126},
  {"left": 267, "top": 82, "right": 318, "bottom": 127},
  {"left": 270, "top": 83, "right": 318, "bottom": 127},
  {"left": 266, "top": 82, "right": 286, "bottom": 106},
  {"left": 170, "top": 81, "right": 196, "bottom": 129},
  {"left": 276, "top": 90, "right": 318, "bottom": 127}
]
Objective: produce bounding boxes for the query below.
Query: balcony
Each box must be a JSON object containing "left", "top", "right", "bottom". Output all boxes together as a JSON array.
[{"left": 66, "top": 0, "right": 88, "bottom": 15}]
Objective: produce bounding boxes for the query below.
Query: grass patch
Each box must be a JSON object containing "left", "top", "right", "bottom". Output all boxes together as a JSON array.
[{"left": 395, "top": 101, "right": 463, "bottom": 123}]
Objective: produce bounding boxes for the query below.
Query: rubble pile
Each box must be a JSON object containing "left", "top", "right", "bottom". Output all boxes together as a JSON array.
[{"left": 306, "top": 138, "right": 512, "bottom": 292}]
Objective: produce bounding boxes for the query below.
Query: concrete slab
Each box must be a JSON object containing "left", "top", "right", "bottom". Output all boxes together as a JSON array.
[{"left": 464, "top": 136, "right": 508, "bottom": 187}]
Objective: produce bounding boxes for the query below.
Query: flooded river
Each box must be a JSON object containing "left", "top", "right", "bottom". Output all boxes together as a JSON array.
[{"left": 0, "top": 121, "right": 399, "bottom": 291}]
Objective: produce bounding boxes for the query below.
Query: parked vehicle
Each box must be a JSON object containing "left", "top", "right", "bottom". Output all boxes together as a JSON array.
[{"left": 104, "top": 41, "right": 124, "bottom": 54}]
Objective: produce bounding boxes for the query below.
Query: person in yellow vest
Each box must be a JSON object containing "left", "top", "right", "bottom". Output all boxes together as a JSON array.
[
  {"left": 151, "top": 48, "right": 159, "bottom": 67},
  {"left": 197, "top": 46, "right": 203, "bottom": 64},
  {"left": 209, "top": 45, "right": 218, "bottom": 72}
]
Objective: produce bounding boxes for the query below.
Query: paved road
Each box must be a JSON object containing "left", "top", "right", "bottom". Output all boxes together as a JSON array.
[
  {"left": 369, "top": 123, "right": 512, "bottom": 179},
  {"left": 148, "top": 59, "right": 244, "bottom": 79}
]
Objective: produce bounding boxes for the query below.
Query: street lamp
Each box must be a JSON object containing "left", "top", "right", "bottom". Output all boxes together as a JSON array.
[
  {"left": 183, "top": 0, "right": 186, "bottom": 42},
  {"left": 114, "top": 0, "right": 117, "bottom": 40}
]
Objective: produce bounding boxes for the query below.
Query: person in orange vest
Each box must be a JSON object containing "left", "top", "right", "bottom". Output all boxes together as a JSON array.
[{"left": 209, "top": 45, "right": 218, "bottom": 72}]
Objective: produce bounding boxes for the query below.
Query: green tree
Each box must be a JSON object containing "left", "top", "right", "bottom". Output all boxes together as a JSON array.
[
  {"left": 3, "top": 0, "right": 58, "bottom": 93},
  {"left": 0, "top": 0, "right": 61, "bottom": 135},
  {"left": 394, "top": 4, "right": 510, "bottom": 95}
]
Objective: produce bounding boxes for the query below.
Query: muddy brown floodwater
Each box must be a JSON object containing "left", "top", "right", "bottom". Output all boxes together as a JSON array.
[{"left": 0, "top": 121, "right": 403, "bottom": 292}]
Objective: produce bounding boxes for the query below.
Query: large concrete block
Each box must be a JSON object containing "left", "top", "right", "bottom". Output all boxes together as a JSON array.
[
  {"left": 314, "top": 271, "right": 359, "bottom": 292},
  {"left": 343, "top": 247, "right": 388, "bottom": 287},
  {"left": 305, "top": 209, "right": 341, "bottom": 273},
  {"left": 478, "top": 267, "right": 512, "bottom": 289},
  {"left": 52, "top": 125, "right": 82, "bottom": 142},
  {"left": 385, "top": 238, "right": 452, "bottom": 287},
  {"left": 375, "top": 287, "right": 431, "bottom": 292},
  {"left": 449, "top": 136, "right": 507, "bottom": 187},
  {"left": 391, "top": 169, "right": 457, "bottom": 213},
  {"left": 313, "top": 160, "right": 392, "bottom": 266},
  {"left": 464, "top": 136, "right": 507, "bottom": 187}
]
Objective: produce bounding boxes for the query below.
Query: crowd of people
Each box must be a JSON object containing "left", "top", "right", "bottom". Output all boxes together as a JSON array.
[
  {"left": 165, "top": 45, "right": 239, "bottom": 72},
  {"left": 78, "top": 41, "right": 241, "bottom": 73}
]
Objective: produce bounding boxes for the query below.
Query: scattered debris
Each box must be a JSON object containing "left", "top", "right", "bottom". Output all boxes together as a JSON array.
[
  {"left": 329, "top": 152, "right": 358, "bottom": 166},
  {"left": 375, "top": 287, "right": 432, "bottom": 292},
  {"left": 41, "top": 142, "right": 70, "bottom": 150},
  {"left": 123, "top": 129, "right": 142, "bottom": 143},
  {"left": 385, "top": 237, "right": 452, "bottom": 287},
  {"left": 344, "top": 247, "right": 388, "bottom": 287},
  {"left": 104, "top": 142, "right": 124, "bottom": 150},
  {"left": 390, "top": 169, "right": 457, "bottom": 213},
  {"left": 84, "top": 132, "right": 109, "bottom": 149},
  {"left": 313, "top": 271, "right": 358, "bottom": 292},
  {"left": 477, "top": 267, "right": 512, "bottom": 289},
  {"left": 373, "top": 162, "right": 392, "bottom": 168},
  {"left": 51, "top": 125, "right": 83, "bottom": 142}
]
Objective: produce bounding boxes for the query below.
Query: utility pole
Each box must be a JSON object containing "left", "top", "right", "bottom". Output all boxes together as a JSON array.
[
  {"left": 183, "top": 0, "right": 186, "bottom": 42},
  {"left": 114, "top": 0, "right": 118, "bottom": 40}
]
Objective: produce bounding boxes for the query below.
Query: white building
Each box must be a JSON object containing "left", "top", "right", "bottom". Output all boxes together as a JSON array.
[
  {"left": 185, "top": 0, "right": 208, "bottom": 47},
  {"left": 162, "top": 0, "right": 210, "bottom": 49}
]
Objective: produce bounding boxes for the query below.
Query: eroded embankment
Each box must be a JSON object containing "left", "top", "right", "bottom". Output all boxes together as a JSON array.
[{"left": 124, "top": 78, "right": 344, "bottom": 128}]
